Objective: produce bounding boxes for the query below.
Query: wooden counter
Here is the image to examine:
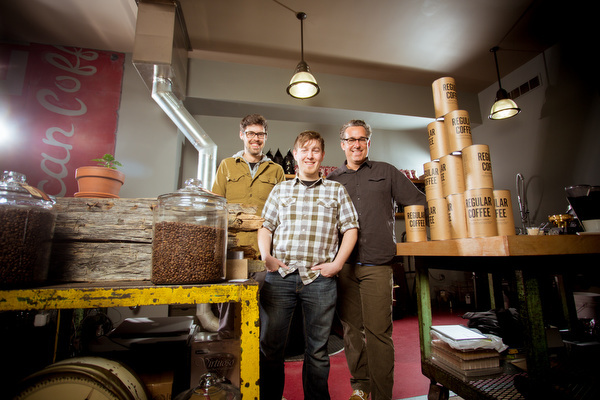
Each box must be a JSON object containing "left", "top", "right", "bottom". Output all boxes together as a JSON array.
[{"left": 396, "top": 234, "right": 600, "bottom": 257}]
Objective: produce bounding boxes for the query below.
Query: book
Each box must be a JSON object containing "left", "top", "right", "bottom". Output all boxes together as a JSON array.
[{"left": 431, "top": 325, "right": 491, "bottom": 341}]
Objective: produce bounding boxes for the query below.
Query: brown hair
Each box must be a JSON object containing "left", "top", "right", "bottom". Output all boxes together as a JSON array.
[
  {"left": 293, "top": 130, "right": 325, "bottom": 152},
  {"left": 240, "top": 114, "right": 268, "bottom": 133}
]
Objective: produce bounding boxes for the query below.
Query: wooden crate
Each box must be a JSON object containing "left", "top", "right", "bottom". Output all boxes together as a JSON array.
[{"left": 49, "top": 198, "right": 156, "bottom": 282}]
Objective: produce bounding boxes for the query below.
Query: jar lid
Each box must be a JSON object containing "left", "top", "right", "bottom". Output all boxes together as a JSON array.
[
  {"left": 0, "top": 171, "right": 54, "bottom": 209},
  {"left": 157, "top": 178, "right": 226, "bottom": 209},
  {"left": 173, "top": 372, "right": 240, "bottom": 400}
]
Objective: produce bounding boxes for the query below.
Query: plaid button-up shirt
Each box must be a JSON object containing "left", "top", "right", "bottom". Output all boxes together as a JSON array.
[{"left": 261, "top": 176, "right": 359, "bottom": 284}]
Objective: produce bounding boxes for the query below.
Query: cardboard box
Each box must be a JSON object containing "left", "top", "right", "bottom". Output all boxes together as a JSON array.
[{"left": 226, "top": 259, "right": 248, "bottom": 280}]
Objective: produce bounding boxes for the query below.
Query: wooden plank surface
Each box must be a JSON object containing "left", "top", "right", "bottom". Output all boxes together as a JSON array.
[
  {"left": 50, "top": 198, "right": 155, "bottom": 281},
  {"left": 396, "top": 235, "right": 600, "bottom": 257},
  {"left": 52, "top": 197, "right": 156, "bottom": 241}
]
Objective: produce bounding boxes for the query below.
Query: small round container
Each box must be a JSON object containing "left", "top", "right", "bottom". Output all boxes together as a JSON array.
[
  {"left": 427, "top": 198, "right": 451, "bottom": 241},
  {"left": 1, "top": 171, "right": 56, "bottom": 287},
  {"left": 432, "top": 77, "right": 459, "bottom": 119},
  {"left": 423, "top": 161, "right": 443, "bottom": 201},
  {"left": 444, "top": 109, "right": 473, "bottom": 153},
  {"left": 427, "top": 120, "right": 449, "bottom": 160},
  {"left": 404, "top": 205, "right": 427, "bottom": 242},
  {"left": 152, "top": 179, "right": 227, "bottom": 284}
]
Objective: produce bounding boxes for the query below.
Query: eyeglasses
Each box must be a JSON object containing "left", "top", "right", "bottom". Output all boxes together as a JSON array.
[
  {"left": 342, "top": 137, "right": 369, "bottom": 145},
  {"left": 244, "top": 131, "right": 267, "bottom": 139}
]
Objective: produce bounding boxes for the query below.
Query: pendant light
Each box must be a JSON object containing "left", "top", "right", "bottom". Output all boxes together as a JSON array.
[
  {"left": 286, "top": 12, "right": 320, "bottom": 99},
  {"left": 489, "top": 46, "right": 521, "bottom": 120}
]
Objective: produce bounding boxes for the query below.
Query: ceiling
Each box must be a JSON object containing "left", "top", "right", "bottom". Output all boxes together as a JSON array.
[{"left": 1, "top": 0, "right": 561, "bottom": 94}]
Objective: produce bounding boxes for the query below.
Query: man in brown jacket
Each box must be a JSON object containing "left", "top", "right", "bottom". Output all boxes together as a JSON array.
[
  {"left": 211, "top": 114, "right": 285, "bottom": 337},
  {"left": 212, "top": 113, "right": 285, "bottom": 237}
]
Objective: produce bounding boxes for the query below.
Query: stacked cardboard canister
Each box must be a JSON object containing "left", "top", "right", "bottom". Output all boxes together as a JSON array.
[{"left": 407, "top": 77, "right": 516, "bottom": 242}]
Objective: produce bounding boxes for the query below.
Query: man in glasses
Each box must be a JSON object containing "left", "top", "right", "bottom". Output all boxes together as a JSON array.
[
  {"left": 211, "top": 114, "right": 285, "bottom": 336},
  {"left": 213, "top": 114, "right": 285, "bottom": 251},
  {"left": 328, "top": 120, "right": 426, "bottom": 400}
]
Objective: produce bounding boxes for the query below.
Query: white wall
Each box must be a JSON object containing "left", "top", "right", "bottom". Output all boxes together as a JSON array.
[
  {"left": 115, "top": 53, "right": 181, "bottom": 198},
  {"left": 473, "top": 45, "right": 600, "bottom": 229}
]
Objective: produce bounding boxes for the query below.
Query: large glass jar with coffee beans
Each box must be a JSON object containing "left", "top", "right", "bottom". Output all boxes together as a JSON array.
[
  {"left": 152, "top": 179, "right": 227, "bottom": 284},
  {"left": 1, "top": 171, "right": 57, "bottom": 287}
]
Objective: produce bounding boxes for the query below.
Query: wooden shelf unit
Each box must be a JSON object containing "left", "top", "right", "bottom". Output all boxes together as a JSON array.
[{"left": 397, "top": 234, "right": 600, "bottom": 399}]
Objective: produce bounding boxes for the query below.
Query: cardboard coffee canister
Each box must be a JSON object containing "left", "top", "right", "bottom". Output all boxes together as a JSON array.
[
  {"left": 446, "top": 193, "right": 468, "bottom": 239},
  {"left": 494, "top": 189, "right": 516, "bottom": 236},
  {"left": 439, "top": 154, "right": 465, "bottom": 198},
  {"left": 423, "top": 161, "right": 443, "bottom": 201},
  {"left": 432, "top": 77, "right": 459, "bottom": 119},
  {"left": 404, "top": 205, "right": 427, "bottom": 242},
  {"left": 462, "top": 144, "right": 494, "bottom": 190},
  {"left": 444, "top": 109, "right": 473, "bottom": 153},
  {"left": 428, "top": 198, "right": 452, "bottom": 241},
  {"left": 464, "top": 188, "right": 498, "bottom": 238},
  {"left": 427, "top": 120, "right": 449, "bottom": 160}
]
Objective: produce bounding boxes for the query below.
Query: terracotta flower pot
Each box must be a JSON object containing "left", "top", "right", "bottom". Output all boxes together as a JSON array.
[{"left": 75, "top": 166, "right": 125, "bottom": 198}]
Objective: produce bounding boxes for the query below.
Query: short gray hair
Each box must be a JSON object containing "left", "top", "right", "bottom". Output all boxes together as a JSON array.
[{"left": 339, "top": 119, "right": 372, "bottom": 139}]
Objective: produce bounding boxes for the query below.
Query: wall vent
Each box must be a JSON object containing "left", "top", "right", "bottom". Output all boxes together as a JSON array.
[{"left": 508, "top": 75, "right": 542, "bottom": 100}]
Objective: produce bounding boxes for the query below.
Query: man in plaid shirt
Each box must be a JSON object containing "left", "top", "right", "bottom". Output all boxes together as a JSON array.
[{"left": 258, "top": 130, "right": 359, "bottom": 400}]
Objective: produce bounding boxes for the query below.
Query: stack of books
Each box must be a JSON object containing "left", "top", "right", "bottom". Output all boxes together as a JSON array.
[{"left": 430, "top": 325, "right": 503, "bottom": 379}]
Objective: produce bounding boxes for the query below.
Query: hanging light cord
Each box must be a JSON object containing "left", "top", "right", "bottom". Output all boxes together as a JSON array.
[
  {"left": 298, "top": 12, "right": 306, "bottom": 62},
  {"left": 272, "top": 0, "right": 297, "bottom": 14},
  {"left": 491, "top": 46, "right": 503, "bottom": 90},
  {"left": 272, "top": 1, "right": 307, "bottom": 62}
]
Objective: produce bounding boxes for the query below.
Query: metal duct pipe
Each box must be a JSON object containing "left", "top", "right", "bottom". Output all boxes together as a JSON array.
[
  {"left": 133, "top": 0, "right": 216, "bottom": 190},
  {"left": 151, "top": 71, "right": 216, "bottom": 189}
]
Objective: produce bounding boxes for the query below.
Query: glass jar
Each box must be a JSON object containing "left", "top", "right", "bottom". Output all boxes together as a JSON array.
[
  {"left": 173, "top": 372, "right": 241, "bottom": 400},
  {"left": 152, "top": 179, "right": 227, "bottom": 284},
  {"left": 0, "top": 171, "right": 56, "bottom": 287}
]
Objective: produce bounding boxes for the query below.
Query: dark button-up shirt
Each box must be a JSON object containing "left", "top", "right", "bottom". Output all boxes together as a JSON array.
[{"left": 328, "top": 159, "right": 426, "bottom": 265}]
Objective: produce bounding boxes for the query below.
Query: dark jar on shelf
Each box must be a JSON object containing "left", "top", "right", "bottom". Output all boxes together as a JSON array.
[
  {"left": 152, "top": 178, "right": 227, "bottom": 284},
  {"left": 0, "top": 171, "right": 56, "bottom": 287}
]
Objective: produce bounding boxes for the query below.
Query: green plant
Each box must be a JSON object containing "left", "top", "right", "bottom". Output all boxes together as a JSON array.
[{"left": 92, "top": 154, "right": 123, "bottom": 170}]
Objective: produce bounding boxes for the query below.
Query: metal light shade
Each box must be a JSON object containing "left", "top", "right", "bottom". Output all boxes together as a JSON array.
[
  {"left": 287, "top": 60, "right": 320, "bottom": 99},
  {"left": 489, "top": 88, "right": 521, "bottom": 120},
  {"left": 488, "top": 46, "right": 520, "bottom": 120},
  {"left": 287, "top": 12, "right": 319, "bottom": 99}
]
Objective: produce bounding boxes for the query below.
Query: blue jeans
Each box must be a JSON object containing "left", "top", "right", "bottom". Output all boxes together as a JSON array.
[{"left": 260, "top": 271, "right": 337, "bottom": 400}]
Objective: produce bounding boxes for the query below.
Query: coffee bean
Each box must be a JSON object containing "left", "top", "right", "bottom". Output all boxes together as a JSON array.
[
  {"left": 1, "top": 206, "right": 55, "bottom": 287},
  {"left": 151, "top": 221, "right": 226, "bottom": 284}
]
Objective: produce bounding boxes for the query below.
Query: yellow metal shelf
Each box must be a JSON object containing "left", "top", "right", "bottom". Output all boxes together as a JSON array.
[{"left": 0, "top": 280, "right": 260, "bottom": 399}]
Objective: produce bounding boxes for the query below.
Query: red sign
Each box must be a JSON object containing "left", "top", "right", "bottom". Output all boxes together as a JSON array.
[{"left": 0, "top": 43, "right": 125, "bottom": 197}]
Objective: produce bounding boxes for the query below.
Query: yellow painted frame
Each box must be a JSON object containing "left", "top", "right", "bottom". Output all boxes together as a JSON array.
[{"left": 0, "top": 281, "right": 260, "bottom": 399}]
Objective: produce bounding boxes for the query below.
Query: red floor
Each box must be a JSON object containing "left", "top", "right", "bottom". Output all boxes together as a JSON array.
[{"left": 282, "top": 312, "right": 466, "bottom": 400}]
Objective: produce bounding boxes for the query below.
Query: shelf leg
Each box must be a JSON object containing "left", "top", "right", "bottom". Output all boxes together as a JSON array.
[
  {"left": 239, "top": 284, "right": 260, "bottom": 399},
  {"left": 515, "top": 268, "right": 549, "bottom": 379},
  {"left": 415, "top": 256, "right": 432, "bottom": 361}
]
